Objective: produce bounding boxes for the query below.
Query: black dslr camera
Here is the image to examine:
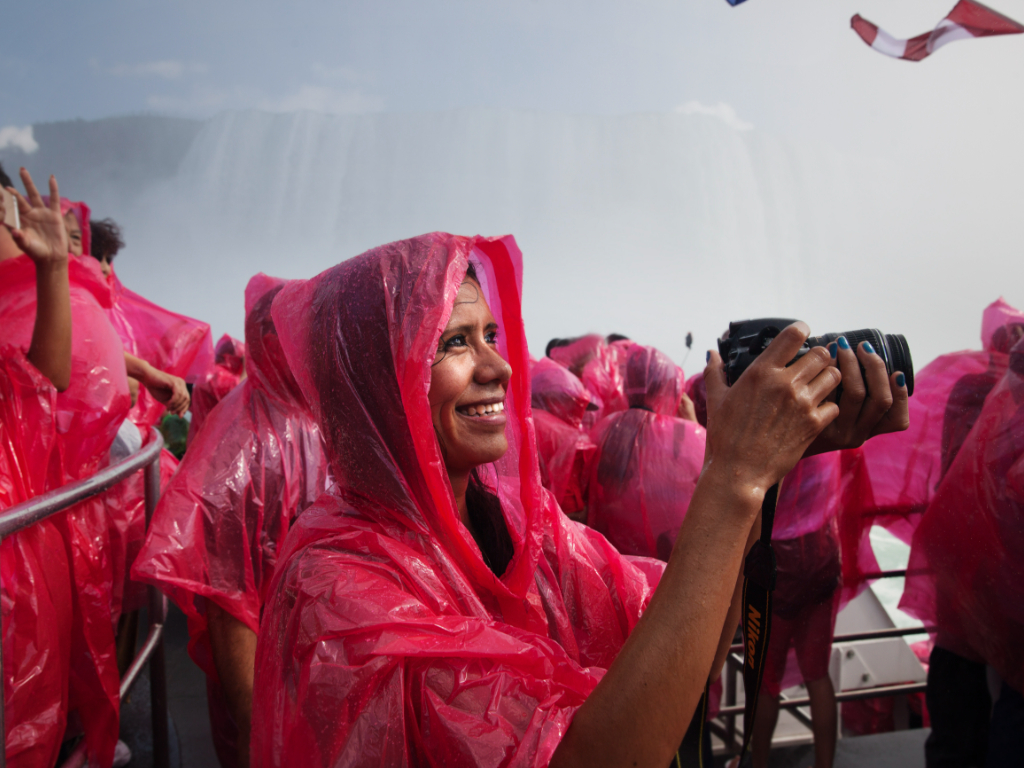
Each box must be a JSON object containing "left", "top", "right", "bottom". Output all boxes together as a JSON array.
[{"left": 718, "top": 318, "right": 914, "bottom": 396}]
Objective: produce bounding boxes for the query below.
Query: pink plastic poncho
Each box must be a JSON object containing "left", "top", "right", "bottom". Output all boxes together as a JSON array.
[
  {"left": 189, "top": 334, "right": 246, "bottom": 443},
  {"left": 251, "top": 234, "right": 663, "bottom": 767},
  {"left": 838, "top": 300, "right": 1023, "bottom": 600},
  {"left": 106, "top": 265, "right": 214, "bottom": 426},
  {"left": 761, "top": 454, "right": 843, "bottom": 697},
  {"left": 899, "top": 340, "right": 1024, "bottom": 693},
  {"left": 133, "top": 274, "right": 329, "bottom": 766},
  {"left": 550, "top": 335, "right": 628, "bottom": 429},
  {"left": 530, "top": 358, "right": 595, "bottom": 517},
  {"left": 0, "top": 253, "right": 131, "bottom": 768},
  {"left": 585, "top": 345, "right": 705, "bottom": 562},
  {"left": 0, "top": 348, "right": 74, "bottom": 768}
]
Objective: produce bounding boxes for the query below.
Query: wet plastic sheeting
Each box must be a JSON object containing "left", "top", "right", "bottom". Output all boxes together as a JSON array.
[
  {"left": 0, "top": 253, "right": 130, "bottom": 768},
  {"left": 133, "top": 274, "right": 330, "bottom": 764},
  {"left": 189, "top": 334, "right": 246, "bottom": 444},
  {"left": 901, "top": 338, "right": 1024, "bottom": 694},
  {"left": 586, "top": 345, "right": 704, "bottom": 561},
  {"left": 251, "top": 234, "right": 662, "bottom": 767},
  {"left": 0, "top": 349, "right": 73, "bottom": 768}
]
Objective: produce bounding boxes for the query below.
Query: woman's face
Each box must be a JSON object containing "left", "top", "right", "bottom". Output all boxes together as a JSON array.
[
  {"left": 429, "top": 276, "right": 512, "bottom": 475},
  {"left": 63, "top": 212, "right": 82, "bottom": 256}
]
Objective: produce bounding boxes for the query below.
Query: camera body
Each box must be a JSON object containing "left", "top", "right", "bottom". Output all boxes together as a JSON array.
[{"left": 718, "top": 318, "right": 914, "bottom": 396}]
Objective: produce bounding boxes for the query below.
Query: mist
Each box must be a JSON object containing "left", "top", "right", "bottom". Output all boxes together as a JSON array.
[{"left": 5, "top": 104, "right": 1020, "bottom": 373}]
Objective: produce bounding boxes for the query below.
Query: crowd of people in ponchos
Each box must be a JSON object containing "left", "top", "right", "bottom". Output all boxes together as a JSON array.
[{"left": 0, "top": 162, "right": 1020, "bottom": 768}]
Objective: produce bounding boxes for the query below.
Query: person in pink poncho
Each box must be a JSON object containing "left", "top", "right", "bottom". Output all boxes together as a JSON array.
[
  {"left": 586, "top": 344, "right": 705, "bottom": 562},
  {"left": 189, "top": 334, "right": 247, "bottom": 443},
  {"left": 548, "top": 334, "right": 629, "bottom": 430},
  {"left": 1, "top": 167, "right": 131, "bottom": 768},
  {"left": 249, "top": 232, "right": 908, "bottom": 768},
  {"left": 530, "top": 357, "right": 597, "bottom": 521},
  {"left": 837, "top": 300, "right": 1024, "bottom": 607},
  {"left": 898, "top": 304, "right": 1024, "bottom": 767},
  {"left": 133, "top": 274, "right": 330, "bottom": 768}
]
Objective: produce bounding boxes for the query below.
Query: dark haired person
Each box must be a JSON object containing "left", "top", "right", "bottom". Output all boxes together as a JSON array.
[
  {"left": 250, "top": 233, "right": 908, "bottom": 767},
  {"left": 90, "top": 217, "right": 124, "bottom": 277}
]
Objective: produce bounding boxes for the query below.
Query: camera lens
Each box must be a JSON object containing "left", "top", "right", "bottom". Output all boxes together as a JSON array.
[{"left": 805, "top": 329, "right": 914, "bottom": 396}]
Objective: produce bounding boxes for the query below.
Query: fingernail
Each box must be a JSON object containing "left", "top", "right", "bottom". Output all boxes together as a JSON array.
[
  {"left": 706, "top": 350, "right": 711, "bottom": 363},
  {"left": 828, "top": 342, "right": 837, "bottom": 359},
  {"left": 862, "top": 341, "right": 875, "bottom": 355},
  {"left": 837, "top": 336, "right": 850, "bottom": 351},
  {"left": 896, "top": 372, "right": 906, "bottom": 388}
]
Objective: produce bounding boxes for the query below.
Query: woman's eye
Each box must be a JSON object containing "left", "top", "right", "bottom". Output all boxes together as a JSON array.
[
  {"left": 485, "top": 331, "right": 499, "bottom": 345},
  {"left": 443, "top": 334, "right": 467, "bottom": 350}
]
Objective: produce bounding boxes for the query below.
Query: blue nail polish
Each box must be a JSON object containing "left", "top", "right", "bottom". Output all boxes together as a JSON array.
[
  {"left": 837, "top": 336, "right": 850, "bottom": 351},
  {"left": 896, "top": 372, "right": 906, "bottom": 388},
  {"left": 828, "top": 342, "right": 837, "bottom": 359},
  {"left": 862, "top": 341, "right": 875, "bottom": 355},
  {"left": 706, "top": 351, "right": 711, "bottom": 363}
]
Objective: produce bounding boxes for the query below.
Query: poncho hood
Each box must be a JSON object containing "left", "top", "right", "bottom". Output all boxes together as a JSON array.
[
  {"left": 982, "top": 297, "right": 1024, "bottom": 353},
  {"left": 244, "top": 273, "right": 305, "bottom": 407},
  {"left": 271, "top": 232, "right": 544, "bottom": 602},
  {"left": 624, "top": 344, "right": 684, "bottom": 415},
  {"left": 531, "top": 356, "right": 592, "bottom": 428}
]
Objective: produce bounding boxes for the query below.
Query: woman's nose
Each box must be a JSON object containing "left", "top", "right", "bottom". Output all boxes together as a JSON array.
[{"left": 476, "top": 346, "right": 512, "bottom": 385}]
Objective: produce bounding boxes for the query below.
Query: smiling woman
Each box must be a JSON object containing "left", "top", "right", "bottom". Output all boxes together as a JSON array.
[{"left": 249, "top": 231, "right": 908, "bottom": 768}]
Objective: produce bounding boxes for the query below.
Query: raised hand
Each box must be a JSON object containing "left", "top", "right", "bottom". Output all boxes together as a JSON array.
[{"left": 8, "top": 168, "right": 69, "bottom": 266}]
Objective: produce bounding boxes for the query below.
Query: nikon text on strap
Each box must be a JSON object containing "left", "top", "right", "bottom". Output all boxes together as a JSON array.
[{"left": 738, "top": 481, "right": 779, "bottom": 756}]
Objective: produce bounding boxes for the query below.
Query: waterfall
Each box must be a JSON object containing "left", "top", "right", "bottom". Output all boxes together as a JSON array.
[{"left": 7, "top": 108, "right": 1005, "bottom": 369}]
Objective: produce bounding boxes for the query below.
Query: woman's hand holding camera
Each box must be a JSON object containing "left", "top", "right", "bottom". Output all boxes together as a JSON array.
[
  {"left": 703, "top": 322, "right": 841, "bottom": 498},
  {"left": 702, "top": 321, "right": 909, "bottom": 498}
]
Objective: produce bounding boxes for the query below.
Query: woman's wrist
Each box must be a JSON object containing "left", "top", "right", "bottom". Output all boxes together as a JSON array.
[{"left": 695, "top": 461, "right": 766, "bottom": 524}]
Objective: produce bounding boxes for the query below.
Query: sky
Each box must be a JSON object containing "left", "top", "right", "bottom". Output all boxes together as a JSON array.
[
  {"left": 3, "top": 0, "right": 1022, "bottom": 155},
  {"left": 3, "top": 0, "right": 1024, "bottom": 365}
]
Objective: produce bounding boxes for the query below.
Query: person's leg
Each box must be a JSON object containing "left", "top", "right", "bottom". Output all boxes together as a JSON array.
[
  {"left": 208, "top": 602, "right": 258, "bottom": 768},
  {"left": 750, "top": 693, "right": 780, "bottom": 768},
  {"left": 986, "top": 681, "right": 1024, "bottom": 768},
  {"left": 925, "top": 644, "right": 990, "bottom": 768},
  {"left": 805, "top": 676, "right": 837, "bottom": 768}
]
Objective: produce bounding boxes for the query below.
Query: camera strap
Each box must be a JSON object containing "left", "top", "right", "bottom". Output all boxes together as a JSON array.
[
  {"left": 738, "top": 481, "right": 779, "bottom": 755},
  {"left": 675, "top": 482, "right": 779, "bottom": 767}
]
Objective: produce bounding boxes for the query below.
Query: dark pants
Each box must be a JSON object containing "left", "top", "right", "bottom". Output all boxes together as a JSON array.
[
  {"left": 986, "top": 681, "right": 1024, "bottom": 768},
  {"left": 925, "top": 646, "right": 990, "bottom": 768}
]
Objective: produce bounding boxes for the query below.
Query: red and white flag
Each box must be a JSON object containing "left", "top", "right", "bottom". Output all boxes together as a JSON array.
[{"left": 852, "top": 0, "right": 1023, "bottom": 61}]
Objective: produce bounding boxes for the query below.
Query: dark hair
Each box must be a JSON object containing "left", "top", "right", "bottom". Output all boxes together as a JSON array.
[
  {"left": 466, "top": 470, "right": 514, "bottom": 577},
  {"left": 0, "top": 162, "right": 13, "bottom": 190},
  {"left": 90, "top": 218, "right": 125, "bottom": 261},
  {"left": 606, "top": 333, "right": 631, "bottom": 344}
]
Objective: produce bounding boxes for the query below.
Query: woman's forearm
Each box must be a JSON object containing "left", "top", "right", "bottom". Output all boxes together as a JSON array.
[
  {"left": 27, "top": 260, "right": 72, "bottom": 391},
  {"left": 552, "top": 467, "right": 763, "bottom": 768}
]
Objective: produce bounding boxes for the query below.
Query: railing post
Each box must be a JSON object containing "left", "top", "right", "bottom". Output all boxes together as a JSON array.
[{"left": 144, "top": 457, "right": 170, "bottom": 768}]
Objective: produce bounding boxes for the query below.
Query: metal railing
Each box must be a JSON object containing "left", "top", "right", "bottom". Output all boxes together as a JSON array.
[
  {"left": 0, "top": 429, "right": 169, "bottom": 768},
  {"left": 714, "top": 572, "right": 934, "bottom": 755}
]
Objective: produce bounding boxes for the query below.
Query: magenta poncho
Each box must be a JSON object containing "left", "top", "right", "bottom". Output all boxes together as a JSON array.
[
  {"left": 530, "top": 358, "right": 595, "bottom": 517},
  {"left": 899, "top": 338, "right": 1024, "bottom": 693},
  {"left": 838, "top": 299, "right": 1023, "bottom": 601},
  {"left": 133, "top": 274, "right": 329, "bottom": 762},
  {"left": 0, "top": 253, "right": 130, "bottom": 768},
  {"left": 0, "top": 349, "right": 73, "bottom": 768},
  {"left": 549, "top": 335, "right": 629, "bottom": 429},
  {"left": 251, "top": 234, "right": 663, "bottom": 767},
  {"left": 189, "top": 334, "right": 246, "bottom": 443},
  {"left": 585, "top": 345, "right": 705, "bottom": 561}
]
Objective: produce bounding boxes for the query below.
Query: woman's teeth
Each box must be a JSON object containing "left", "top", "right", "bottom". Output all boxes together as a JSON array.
[{"left": 458, "top": 402, "right": 505, "bottom": 417}]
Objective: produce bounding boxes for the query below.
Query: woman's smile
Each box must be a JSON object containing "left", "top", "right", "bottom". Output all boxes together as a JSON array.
[{"left": 455, "top": 399, "right": 506, "bottom": 423}]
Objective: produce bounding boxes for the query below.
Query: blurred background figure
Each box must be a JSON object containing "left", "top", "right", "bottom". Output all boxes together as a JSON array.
[
  {"left": 530, "top": 356, "right": 597, "bottom": 522},
  {"left": 189, "top": 333, "right": 246, "bottom": 443},
  {"left": 586, "top": 344, "right": 704, "bottom": 561},
  {"left": 133, "top": 274, "right": 330, "bottom": 768}
]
